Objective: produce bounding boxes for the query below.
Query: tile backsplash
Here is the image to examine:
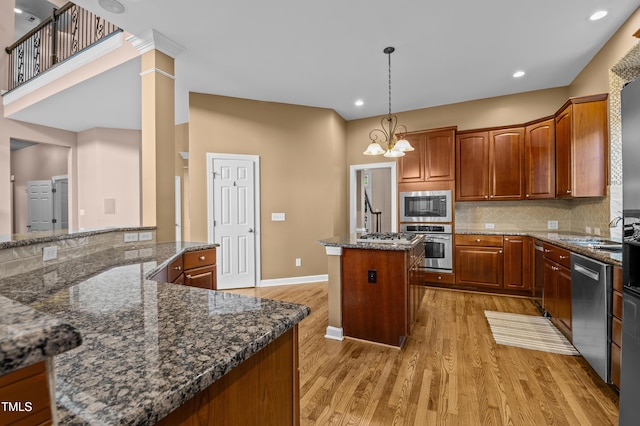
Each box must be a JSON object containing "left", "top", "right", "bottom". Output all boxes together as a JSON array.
[{"left": 455, "top": 192, "right": 613, "bottom": 237}]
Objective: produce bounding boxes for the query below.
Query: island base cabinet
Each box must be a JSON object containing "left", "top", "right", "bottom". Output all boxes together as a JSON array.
[
  {"left": 0, "top": 361, "right": 52, "bottom": 426},
  {"left": 341, "top": 248, "right": 409, "bottom": 347},
  {"left": 157, "top": 326, "right": 300, "bottom": 426}
]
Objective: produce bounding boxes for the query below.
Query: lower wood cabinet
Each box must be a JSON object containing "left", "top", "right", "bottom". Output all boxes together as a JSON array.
[
  {"left": 152, "top": 248, "right": 217, "bottom": 290},
  {"left": 542, "top": 243, "right": 572, "bottom": 339},
  {"left": 454, "top": 235, "right": 531, "bottom": 294},
  {"left": 0, "top": 361, "right": 52, "bottom": 425}
]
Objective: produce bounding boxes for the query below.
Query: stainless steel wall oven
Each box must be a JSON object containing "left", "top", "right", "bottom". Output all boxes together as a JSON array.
[{"left": 400, "top": 224, "right": 452, "bottom": 272}]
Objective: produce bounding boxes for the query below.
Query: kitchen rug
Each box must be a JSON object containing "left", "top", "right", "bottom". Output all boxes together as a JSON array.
[{"left": 484, "top": 311, "right": 580, "bottom": 355}]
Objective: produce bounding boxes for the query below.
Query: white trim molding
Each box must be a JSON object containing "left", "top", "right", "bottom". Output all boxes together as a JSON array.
[
  {"left": 325, "top": 326, "right": 344, "bottom": 341},
  {"left": 349, "top": 162, "right": 398, "bottom": 234},
  {"left": 260, "top": 274, "right": 328, "bottom": 287},
  {"left": 126, "top": 29, "right": 185, "bottom": 58},
  {"left": 139, "top": 67, "right": 176, "bottom": 80}
]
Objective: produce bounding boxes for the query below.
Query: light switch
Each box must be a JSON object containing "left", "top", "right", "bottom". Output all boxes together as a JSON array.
[{"left": 272, "top": 213, "right": 286, "bottom": 221}]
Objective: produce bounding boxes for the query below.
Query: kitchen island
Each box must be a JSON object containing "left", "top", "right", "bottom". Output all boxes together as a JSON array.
[
  {"left": 318, "top": 233, "right": 424, "bottom": 347},
  {"left": 0, "top": 233, "right": 310, "bottom": 425}
]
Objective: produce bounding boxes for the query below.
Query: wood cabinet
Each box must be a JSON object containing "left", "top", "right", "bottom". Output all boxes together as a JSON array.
[
  {"left": 541, "top": 242, "right": 572, "bottom": 339},
  {"left": 524, "top": 118, "right": 555, "bottom": 199},
  {"left": 454, "top": 235, "right": 531, "bottom": 294},
  {"left": 611, "top": 266, "right": 623, "bottom": 389},
  {"left": 0, "top": 361, "right": 52, "bottom": 425},
  {"left": 341, "top": 244, "right": 423, "bottom": 347},
  {"left": 555, "top": 94, "right": 608, "bottom": 198},
  {"left": 456, "top": 128, "right": 524, "bottom": 201},
  {"left": 398, "top": 127, "right": 456, "bottom": 183},
  {"left": 503, "top": 236, "right": 532, "bottom": 291},
  {"left": 456, "top": 131, "right": 489, "bottom": 200},
  {"left": 151, "top": 248, "right": 217, "bottom": 290},
  {"left": 455, "top": 235, "right": 504, "bottom": 288}
]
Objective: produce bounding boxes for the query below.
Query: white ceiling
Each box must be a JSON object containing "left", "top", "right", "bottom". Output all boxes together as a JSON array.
[{"left": 7, "top": 0, "right": 640, "bottom": 132}]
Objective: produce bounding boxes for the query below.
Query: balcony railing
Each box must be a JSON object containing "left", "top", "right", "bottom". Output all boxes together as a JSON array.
[{"left": 5, "top": 2, "right": 121, "bottom": 91}]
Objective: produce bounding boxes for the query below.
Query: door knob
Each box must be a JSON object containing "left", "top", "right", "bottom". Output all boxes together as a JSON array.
[{"left": 248, "top": 228, "right": 254, "bottom": 233}]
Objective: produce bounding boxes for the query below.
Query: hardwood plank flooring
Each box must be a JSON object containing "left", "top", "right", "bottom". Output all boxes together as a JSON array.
[{"left": 227, "top": 284, "right": 619, "bottom": 425}]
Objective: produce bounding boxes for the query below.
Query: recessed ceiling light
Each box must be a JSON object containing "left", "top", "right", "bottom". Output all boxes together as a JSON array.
[
  {"left": 513, "top": 70, "right": 525, "bottom": 78},
  {"left": 98, "top": 0, "right": 126, "bottom": 14},
  {"left": 14, "top": 8, "right": 23, "bottom": 14},
  {"left": 355, "top": 100, "right": 364, "bottom": 106},
  {"left": 590, "top": 10, "right": 608, "bottom": 21}
]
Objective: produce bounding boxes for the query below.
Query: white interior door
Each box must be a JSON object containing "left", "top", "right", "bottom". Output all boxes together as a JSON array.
[
  {"left": 212, "top": 157, "right": 257, "bottom": 289},
  {"left": 52, "top": 176, "right": 68, "bottom": 231},
  {"left": 27, "top": 180, "right": 53, "bottom": 232}
]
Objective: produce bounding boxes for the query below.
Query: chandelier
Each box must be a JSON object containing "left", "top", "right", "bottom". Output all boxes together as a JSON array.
[{"left": 363, "top": 47, "right": 413, "bottom": 157}]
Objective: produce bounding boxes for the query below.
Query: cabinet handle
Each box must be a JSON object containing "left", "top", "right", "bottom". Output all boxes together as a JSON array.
[
  {"left": 199, "top": 255, "right": 206, "bottom": 261},
  {"left": 476, "top": 239, "right": 481, "bottom": 243},
  {"left": 438, "top": 276, "right": 442, "bottom": 280},
  {"left": 490, "top": 195, "right": 494, "bottom": 198},
  {"left": 544, "top": 249, "right": 551, "bottom": 253},
  {"left": 526, "top": 194, "right": 530, "bottom": 198},
  {"left": 499, "top": 250, "right": 503, "bottom": 254},
  {"left": 552, "top": 266, "right": 559, "bottom": 271},
  {"left": 186, "top": 274, "right": 192, "bottom": 279},
  {"left": 567, "top": 190, "right": 571, "bottom": 194},
  {"left": 174, "top": 266, "right": 181, "bottom": 271},
  {"left": 559, "top": 255, "right": 568, "bottom": 260},
  {"left": 505, "top": 238, "right": 509, "bottom": 241},
  {"left": 485, "top": 196, "right": 489, "bottom": 199}
]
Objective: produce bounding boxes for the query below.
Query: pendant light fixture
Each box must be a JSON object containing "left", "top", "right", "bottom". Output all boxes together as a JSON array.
[{"left": 363, "top": 47, "right": 413, "bottom": 157}]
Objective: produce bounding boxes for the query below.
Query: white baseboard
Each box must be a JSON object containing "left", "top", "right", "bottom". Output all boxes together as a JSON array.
[
  {"left": 325, "top": 326, "right": 344, "bottom": 341},
  {"left": 259, "top": 274, "right": 328, "bottom": 287}
]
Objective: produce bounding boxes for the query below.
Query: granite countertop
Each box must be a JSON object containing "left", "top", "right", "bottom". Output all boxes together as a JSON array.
[
  {"left": 318, "top": 234, "right": 424, "bottom": 251},
  {"left": 0, "top": 241, "right": 310, "bottom": 425},
  {"left": 456, "top": 229, "right": 622, "bottom": 266},
  {"left": 0, "top": 226, "right": 157, "bottom": 249}
]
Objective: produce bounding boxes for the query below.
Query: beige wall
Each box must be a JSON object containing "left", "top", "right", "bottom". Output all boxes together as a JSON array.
[
  {"left": 189, "top": 93, "right": 347, "bottom": 280},
  {"left": 10, "top": 143, "right": 69, "bottom": 233},
  {"left": 76, "top": 128, "right": 141, "bottom": 229}
]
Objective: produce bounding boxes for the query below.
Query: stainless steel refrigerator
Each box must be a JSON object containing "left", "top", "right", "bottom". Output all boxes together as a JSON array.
[{"left": 619, "top": 77, "right": 640, "bottom": 426}]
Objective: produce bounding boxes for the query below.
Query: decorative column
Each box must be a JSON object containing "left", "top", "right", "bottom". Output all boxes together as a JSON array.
[
  {"left": 128, "top": 30, "right": 184, "bottom": 242},
  {"left": 325, "top": 246, "right": 344, "bottom": 341}
]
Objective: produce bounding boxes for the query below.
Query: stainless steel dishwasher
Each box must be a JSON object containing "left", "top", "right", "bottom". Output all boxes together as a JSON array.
[{"left": 570, "top": 253, "right": 612, "bottom": 383}]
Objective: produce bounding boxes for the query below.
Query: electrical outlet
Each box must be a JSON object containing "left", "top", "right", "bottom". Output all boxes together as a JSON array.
[
  {"left": 124, "top": 233, "right": 138, "bottom": 242},
  {"left": 485, "top": 223, "right": 495, "bottom": 229},
  {"left": 139, "top": 232, "right": 153, "bottom": 241},
  {"left": 594, "top": 227, "right": 601, "bottom": 235},
  {"left": 295, "top": 258, "right": 301, "bottom": 267},
  {"left": 586, "top": 226, "right": 592, "bottom": 234},
  {"left": 547, "top": 220, "right": 559, "bottom": 230},
  {"left": 368, "top": 269, "right": 377, "bottom": 284},
  {"left": 42, "top": 246, "right": 57, "bottom": 262}
]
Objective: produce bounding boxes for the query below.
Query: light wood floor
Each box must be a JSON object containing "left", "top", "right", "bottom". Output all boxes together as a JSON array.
[{"left": 228, "top": 283, "right": 619, "bottom": 426}]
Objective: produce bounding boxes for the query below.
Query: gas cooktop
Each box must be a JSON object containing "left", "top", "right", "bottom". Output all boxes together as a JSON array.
[{"left": 356, "top": 232, "right": 420, "bottom": 244}]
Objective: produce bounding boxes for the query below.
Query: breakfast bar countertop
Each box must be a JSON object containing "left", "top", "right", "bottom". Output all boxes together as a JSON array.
[
  {"left": 318, "top": 233, "right": 424, "bottom": 251},
  {"left": 0, "top": 241, "right": 310, "bottom": 425}
]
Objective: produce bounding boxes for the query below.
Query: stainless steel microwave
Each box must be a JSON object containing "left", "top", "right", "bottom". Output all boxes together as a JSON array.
[{"left": 399, "top": 190, "right": 452, "bottom": 222}]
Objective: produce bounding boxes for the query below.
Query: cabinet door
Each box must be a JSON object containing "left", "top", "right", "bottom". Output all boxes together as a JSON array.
[
  {"left": 556, "top": 265, "right": 572, "bottom": 338},
  {"left": 455, "top": 246, "right": 503, "bottom": 288},
  {"left": 184, "top": 265, "right": 216, "bottom": 290},
  {"left": 397, "top": 133, "right": 426, "bottom": 183},
  {"left": 489, "top": 128, "right": 525, "bottom": 200},
  {"left": 555, "top": 105, "right": 572, "bottom": 197},
  {"left": 456, "top": 131, "right": 489, "bottom": 201},
  {"left": 525, "top": 119, "right": 555, "bottom": 199},
  {"left": 503, "top": 236, "right": 531, "bottom": 291},
  {"left": 543, "top": 258, "right": 557, "bottom": 317},
  {"left": 571, "top": 99, "right": 608, "bottom": 197},
  {"left": 424, "top": 129, "right": 455, "bottom": 181}
]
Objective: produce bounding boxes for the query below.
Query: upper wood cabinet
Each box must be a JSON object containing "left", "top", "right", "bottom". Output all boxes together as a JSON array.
[
  {"left": 456, "top": 131, "right": 489, "bottom": 200},
  {"left": 456, "top": 128, "right": 524, "bottom": 201},
  {"left": 398, "top": 128, "right": 455, "bottom": 183},
  {"left": 525, "top": 118, "right": 555, "bottom": 199},
  {"left": 555, "top": 94, "right": 608, "bottom": 198}
]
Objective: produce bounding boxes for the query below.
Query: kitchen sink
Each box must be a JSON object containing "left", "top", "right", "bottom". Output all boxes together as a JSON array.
[{"left": 558, "top": 237, "right": 623, "bottom": 251}]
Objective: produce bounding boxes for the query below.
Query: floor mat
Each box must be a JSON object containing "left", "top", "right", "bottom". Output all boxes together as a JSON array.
[{"left": 484, "top": 310, "right": 580, "bottom": 355}]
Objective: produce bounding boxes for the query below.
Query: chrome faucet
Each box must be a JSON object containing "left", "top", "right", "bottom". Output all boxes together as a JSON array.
[{"left": 609, "top": 216, "right": 623, "bottom": 227}]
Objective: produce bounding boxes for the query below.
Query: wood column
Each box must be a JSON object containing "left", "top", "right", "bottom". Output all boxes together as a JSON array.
[{"left": 140, "top": 49, "right": 175, "bottom": 241}]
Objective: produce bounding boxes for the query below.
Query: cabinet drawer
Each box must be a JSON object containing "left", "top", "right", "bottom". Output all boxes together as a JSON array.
[
  {"left": 455, "top": 235, "right": 503, "bottom": 247},
  {"left": 168, "top": 255, "right": 184, "bottom": 283},
  {"left": 184, "top": 265, "right": 216, "bottom": 290},
  {"left": 613, "top": 290, "right": 623, "bottom": 319},
  {"left": 421, "top": 271, "right": 455, "bottom": 284},
  {"left": 611, "top": 342, "right": 621, "bottom": 389},
  {"left": 184, "top": 248, "right": 216, "bottom": 270},
  {"left": 542, "top": 243, "right": 571, "bottom": 268},
  {"left": 612, "top": 316, "right": 622, "bottom": 347}
]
